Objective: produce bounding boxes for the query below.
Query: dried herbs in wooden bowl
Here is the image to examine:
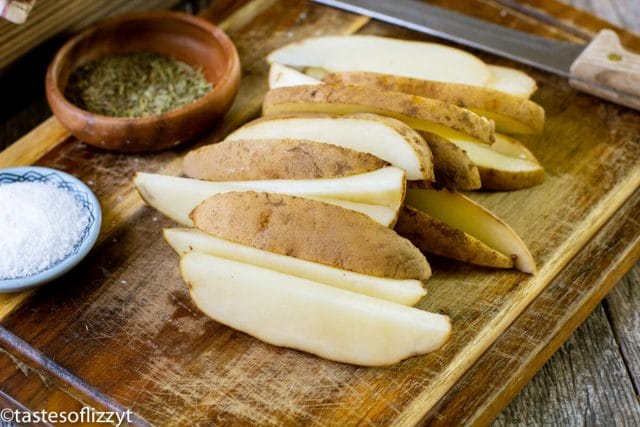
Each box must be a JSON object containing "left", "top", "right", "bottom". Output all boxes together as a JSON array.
[
  {"left": 65, "top": 52, "right": 213, "bottom": 118},
  {"left": 46, "top": 10, "right": 240, "bottom": 152}
]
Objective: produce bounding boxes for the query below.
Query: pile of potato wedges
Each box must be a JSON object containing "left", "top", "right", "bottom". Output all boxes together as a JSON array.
[{"left": 134, "top": 35, "right": 547, "bottom": 366}]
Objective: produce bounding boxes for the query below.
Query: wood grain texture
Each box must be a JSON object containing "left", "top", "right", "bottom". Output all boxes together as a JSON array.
[
  {"left": 605, "top": 266, "right": 640, "bottom": 393},
  {"left": 0, "top": 0, "right": 180, "bottom": 71},
  {"left": 0, "top": 0, "right": 638, "bottom": 425},
  {"left": 494, "top": 269, "right": 640, "bottom": 425},
  {"left": 494, "top": 305, "right": 640, "bottom": 426}
]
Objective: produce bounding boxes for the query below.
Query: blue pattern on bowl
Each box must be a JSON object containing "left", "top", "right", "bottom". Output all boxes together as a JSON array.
[{"left": 0, "top": 166, "right": 102, "bottom": 292}]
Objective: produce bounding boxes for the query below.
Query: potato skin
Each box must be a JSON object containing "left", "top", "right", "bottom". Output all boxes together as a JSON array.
[
  {"left": 184, "top": 138, "right": 389, "bottom": 181},
  {"left": 190, "top": 191, "right": 431, "bottom": 281},
  {"left": 263, "top": 84, "right": 495, "bottom": 144},
  {"left": 395, "top": 206, "right": 514, "bottom": 269},
  {"left": 419, "top": 131, "right": 481, "bottom": 190},
  {"left": 323, "top": 71, "right": 544, "bottom": 134},
  {"left": 478, "top": 167, "right": 544, "bottom": 191}
]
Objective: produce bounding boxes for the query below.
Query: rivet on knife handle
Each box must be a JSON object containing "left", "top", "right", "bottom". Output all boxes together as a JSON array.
[{"left": 570, "top": 30, "right": 640, "bottom": 110}]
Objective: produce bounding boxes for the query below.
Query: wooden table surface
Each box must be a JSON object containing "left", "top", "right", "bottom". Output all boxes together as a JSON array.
[{"left": 0, "top": 1, "right": 638, "bottom": 425}]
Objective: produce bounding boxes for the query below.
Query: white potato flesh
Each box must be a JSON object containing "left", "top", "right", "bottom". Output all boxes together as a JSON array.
[
  {"left": 450, "top": 140, "right": 542, "bottom": 173},
  {"left": 405, "top": 189, "right": 536, "bottom": 273},
  {"left": 226, "top": 115, "right": 432, "bottom": 180},
  {"left": 134, "top": 168, "right": 405, "bottom": 226},
  {"left": 165, "top": 228, "right": 426, "bottom": 306},
  {"left": 269, "top": 63, "right": 321, "bottom": 89},
  {"left": 486, "top": 65, "right": 537, "bottom": 98},
  {"left": 181, "top": 251, "right": 451, "bottom": 366},
  {"left": 267, "top": 35, "right": 489, "bottom": 86}
]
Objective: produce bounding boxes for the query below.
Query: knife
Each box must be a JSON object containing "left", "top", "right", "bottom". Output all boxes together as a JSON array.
[{"left": 311, "top": 0, "right": 640, "bottom": 110}]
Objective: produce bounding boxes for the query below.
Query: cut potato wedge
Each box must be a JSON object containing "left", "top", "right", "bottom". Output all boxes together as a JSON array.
[
  {"left": 395, "top": 206, "right": 514, "bottom": 269},
  {"left": 451, "top": 134, "right": 544, "bottom": 190},
  {"left": 181, "top": 251, "right": 450, "bottom": 366},
  {"left": 269, "top": 63, "right": 321, "bottom": 89},
  {"left": 267, "top": 35, "right": 489, "bottom": 86},
  {"left": 262, "top": 85, "right": 495, "bottom": 144},
  {"left": 323, "top": 71, "right": 545, "bottom": 134},
  {"left": 134, "top": 168, "right": 406, "bottom": 227},
  {"left": 419, "top": 131, "right": 481, "bottom": 190},
  {"left": 486, "top": 65, "right": 538, "bottom": 98},
  {"left": 226, "top": 113, "right": 434, "bottom": 181},
  {"left": 191, "top": 191, "right": 430, "bottom": 280},
  {"left": 405, "top": 188, "right": 536, "bottom": 273},
  {"left": 165, "top": 228, "right": 426, "bottom": 306},
  {"left": 184, "top": 138, "right": 389, "bottom": 181}
]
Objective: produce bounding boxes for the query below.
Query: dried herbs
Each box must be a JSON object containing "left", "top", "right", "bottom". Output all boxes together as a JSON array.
[{"left": 65, "top": 52, "right": 213, "bottom": 118}]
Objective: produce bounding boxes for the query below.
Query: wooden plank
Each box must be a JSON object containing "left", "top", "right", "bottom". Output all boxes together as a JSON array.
[
  {"left": 0, "top": 0, "right": 180, "bottom": 71},
  {"left": 604, "top": 266, "right": 640, "bottom": 393},
  {"left": 0, "top": 0, "right": 638, "bottom": 425}
]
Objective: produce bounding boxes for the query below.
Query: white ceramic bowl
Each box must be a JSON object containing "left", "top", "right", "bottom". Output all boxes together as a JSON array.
[{"left": 0, "top": 166, "right": 101, "bottom": 292}]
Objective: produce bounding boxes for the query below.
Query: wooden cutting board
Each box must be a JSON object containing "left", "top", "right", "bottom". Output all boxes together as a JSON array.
[{"left": 0, "top": 0, "right": 638, "bottom": 425}]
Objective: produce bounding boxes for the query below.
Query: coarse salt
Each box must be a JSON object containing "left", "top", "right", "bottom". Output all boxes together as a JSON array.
[{"left": 0, "top": 181, "right": 89, "bottom": 280}]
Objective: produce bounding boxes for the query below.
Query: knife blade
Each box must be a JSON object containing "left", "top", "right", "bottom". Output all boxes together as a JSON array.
[{"left": 311, "top": 0, "right": 640, "bottom": 110}]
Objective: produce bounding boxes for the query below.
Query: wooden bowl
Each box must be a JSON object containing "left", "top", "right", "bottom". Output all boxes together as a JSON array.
[{"left": 46, "top": 10, "right": 240, "bottom": 152}]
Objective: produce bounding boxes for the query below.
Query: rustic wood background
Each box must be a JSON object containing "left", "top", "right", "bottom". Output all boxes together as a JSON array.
[
  {"left": 495, "top": 1, "right": 640, "bottom": 424},
  {"left": 0, "top": 0, "right": 637, "bottom": 425}
]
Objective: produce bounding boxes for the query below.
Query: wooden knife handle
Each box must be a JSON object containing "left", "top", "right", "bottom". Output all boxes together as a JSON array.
[{"left": 569, "top": 29, "right": 640, "bottom": 110}]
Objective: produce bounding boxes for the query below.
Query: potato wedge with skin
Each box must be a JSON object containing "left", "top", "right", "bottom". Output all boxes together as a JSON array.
[
  {"left": 134, "top": 168, "right": 405, "bottom": 227},
  {"left": 226, "top": 113, "right": 434, "bottom": 181},
  {"left": 262, "top": 84, "right": 495, "bottom": 145},
  {"left": 267, "top": 35, "right": 489, "bottom": 86},
  {"left": 323, "top": 71, "right": 545, "bottom": 134},
  {"left": 419, "top": 131, "right": 481, "bottom": 190},
  {"left": 486, "top": 65, "right": 538, "bottom": 98},
  {"left": 452, "top": 134, "right": 544, "bottom": 191},
  {"left": 184, "top": 138, "right": 389, "bottom": 181},
  {"left": 269, "top": 63, "right": 321, "bottom": 89},
  {"left": 191, "top": 191, "right": 431, "bottom": 280},
  {"left": 165, "top": 228, "right": 426, "bottom": 306},
  {"left": 405, "top": 188, "right": 536, "bottom": 273},
  {"left": 395, "top": 206, "right": 514, "bottom": 269},
  {"left": 181, "top": 252, "right": 450, "bottom": 366}
]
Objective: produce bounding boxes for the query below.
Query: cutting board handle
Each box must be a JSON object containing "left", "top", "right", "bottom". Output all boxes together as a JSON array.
[{"left": 569, "top": 29, "right": 640, "bottom": 110}]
